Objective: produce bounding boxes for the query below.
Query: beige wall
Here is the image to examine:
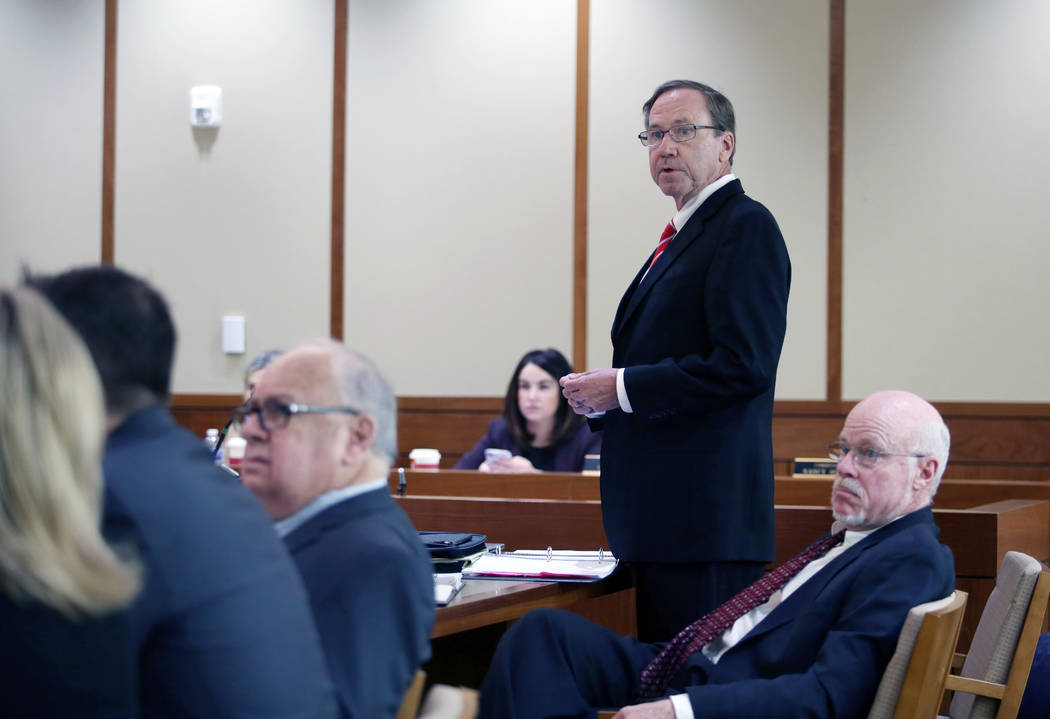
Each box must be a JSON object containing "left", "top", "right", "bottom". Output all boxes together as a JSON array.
[
  {"left": 345, "top": 0, "right": 576, "bottom": 396},
  {"left": 114, "top": 0, "right": 332, "bottom": 394},
  {"left": 843, "top": 0, "right": 1050, "bottom": 401},
  {"left": 3, "top": 0, "right": 1049, "bottom": 403},
  {"left": 1, "top": 0, "right": 104, "bottom": 284}
]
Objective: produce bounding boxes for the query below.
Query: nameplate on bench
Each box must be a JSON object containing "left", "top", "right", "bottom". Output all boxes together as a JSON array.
[{"left": 793, "top": 457, "right": 837, "bottom": 478}]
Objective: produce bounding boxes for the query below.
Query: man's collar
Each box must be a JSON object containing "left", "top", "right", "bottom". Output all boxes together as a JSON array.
[
  {"left": 274, "top": 477, "right": 387, "bottom": 538},
  {"left": 673, "top": 173, "right": 736, "bottom": 230}
]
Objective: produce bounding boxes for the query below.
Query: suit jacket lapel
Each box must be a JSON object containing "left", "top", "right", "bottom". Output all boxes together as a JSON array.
[
  {"left": 611, "top": 180, "right": 744, "bottom": 342},
  {"left": 731, "top": 509, "right": 936, "bottom": 644}
]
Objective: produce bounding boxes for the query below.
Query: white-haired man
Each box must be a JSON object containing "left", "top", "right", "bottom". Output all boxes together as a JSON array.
[{"left": 480, "top": 390, "right": 955, "bottom": 719}]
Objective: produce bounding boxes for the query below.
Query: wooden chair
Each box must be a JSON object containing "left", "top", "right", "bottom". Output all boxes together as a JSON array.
[
  {"left": 396, "top": 669, "right": 427, "bottom": 719},
  {"left": 940, "top": 552, "right": 1050, "bottom": 719},
  {"left": 867, "top": 591, "right": 968, "bottom": 719}
]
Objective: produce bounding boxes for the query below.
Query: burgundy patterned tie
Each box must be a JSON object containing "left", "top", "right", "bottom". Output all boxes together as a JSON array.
[
  {"left": 638, "top": 529, "right": 847, "bottom": 697},
  {"left": 648, "top": 221, "right": 676, "bottom": 269}
]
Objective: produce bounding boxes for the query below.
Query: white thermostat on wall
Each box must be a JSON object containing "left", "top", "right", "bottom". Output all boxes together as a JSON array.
[{"left": 189, "top": 85, "right": 223, "bottom": 128}]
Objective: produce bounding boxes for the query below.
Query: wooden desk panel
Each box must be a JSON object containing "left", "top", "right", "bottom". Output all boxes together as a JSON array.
[
  {"left": 397, "top": 495, "right": 610, "bottom": 551},
  {"left": 396, "top": 471, "right": 1050, "bottom": 513},
  {"left": 389, "top": 469, "right": 598, "bottom": 500},
  {"left": 776, "top": 476, "right": 1050, "bottom": 510},
  {"left": 772, "top": 501, "right": 1050, "bottom": 574}
]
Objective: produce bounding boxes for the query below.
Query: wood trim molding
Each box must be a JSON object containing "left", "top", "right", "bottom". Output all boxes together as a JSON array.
[
  {"left": 329, "top": 0, "right": 347, "bottom": 340},
  {"left": 826, "top": 0, "right": 845, "bottom": 401},
  {"left": 397, "top": 396, "right": 503, "bottom": 412},
  {"left": 170, "top": 394, "right": 1050, "bottom": 480},
  {"left": 172, "top": 394, "right": 1050, "bottom": 420},
  {"left": 101, "top": 0, "right": 118, "bottom": 265},
  {"left": 171, "top": 393, "right": 244, "bottom": 409},
  {"left": 572, "top": 0, "right": 590, "bottom": 371}
]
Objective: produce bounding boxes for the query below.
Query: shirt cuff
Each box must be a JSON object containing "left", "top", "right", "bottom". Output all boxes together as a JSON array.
[
  {"left": 670, "top": 693, "right": 693, "bottom": 719},
  {"left": 616, "top": 367, "right": 633, "bottom": 413}
]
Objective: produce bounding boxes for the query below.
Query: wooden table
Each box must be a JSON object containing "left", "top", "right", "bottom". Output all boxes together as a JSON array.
[
  {"left": 427, "top": 569, "right": 633, "bottom": 688},
  {"left": 434, "top": 571, "right": 632, "bottom": 638}
]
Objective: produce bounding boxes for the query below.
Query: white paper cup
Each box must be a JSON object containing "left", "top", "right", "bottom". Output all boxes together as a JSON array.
[
  {"left": 409, "top": 448, "right": 441, "bottom": 470},
  {"left": 226, "top": 436, "right": 247, "bottom": 468}
]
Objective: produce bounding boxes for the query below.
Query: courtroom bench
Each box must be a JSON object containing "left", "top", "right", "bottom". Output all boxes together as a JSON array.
[
  {"left": 389, "top": 469, "right": 1050, "bottom": 511},
  {"left": 395, "top": 492, "right": 1049, "bottom": 655}
]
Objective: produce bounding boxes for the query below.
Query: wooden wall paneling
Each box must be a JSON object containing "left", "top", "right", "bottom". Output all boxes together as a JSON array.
[
  {"left": 170, "top": 394, "right": 242, "bottom": 439},
  {"left": 171, "top": 395, "right": 1050, "bottom": 481},
  {"left": 395, "top": 396, "right": 502, "bottom": 467},
  {"left": 330, "top": 0, "right": 347, "bottom": 340},
  {"left": 101, "top": 0, "right": 117, "bottom": 264},
  {"left": 826, "top": 0, "right": 845, "bottom": 401},
  {"left": 572, "top": 0, "right": 590, "bottom": 371}
]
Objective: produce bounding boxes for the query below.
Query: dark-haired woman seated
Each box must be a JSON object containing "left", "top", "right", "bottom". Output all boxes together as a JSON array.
[{"left": 455, "top": 348, "right": 601, "bottom": 473}]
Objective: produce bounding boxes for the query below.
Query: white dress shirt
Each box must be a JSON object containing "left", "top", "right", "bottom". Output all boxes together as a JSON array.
[{"left": 274, "top": 477, "right": 388, "bottom": 538}]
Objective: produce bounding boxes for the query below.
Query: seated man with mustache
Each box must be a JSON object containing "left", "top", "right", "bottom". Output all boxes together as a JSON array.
[{"left": 479, "top": 390, "right": 956, "bottom": 719}]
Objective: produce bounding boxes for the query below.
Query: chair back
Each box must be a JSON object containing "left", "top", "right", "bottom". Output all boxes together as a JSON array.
[
  {"left": 417, "top": 684, "right": 479, "bottom": 719},
  {"left": 396, "top": 669, "right": 427, "bottom": 719},
  {"left": 867, "top": 591, "right": 968, "bottom": 719},
  {"left": 946, "top": 551, "right": 1050, "bottom": 719}
]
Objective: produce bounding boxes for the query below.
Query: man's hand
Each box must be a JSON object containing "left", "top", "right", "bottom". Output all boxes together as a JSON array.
[
  {"left": 613, "top": 698, "right": 675, "bottom": 718},
  {"left": 559, "top": 368, "right": 619, "bottom": 415}
]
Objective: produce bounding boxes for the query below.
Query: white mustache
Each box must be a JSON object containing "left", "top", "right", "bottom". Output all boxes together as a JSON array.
[{"left": 833, "top": 475, "right": 866, "bottom": 501}]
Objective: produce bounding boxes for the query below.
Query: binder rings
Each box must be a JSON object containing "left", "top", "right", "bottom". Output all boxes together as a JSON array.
[{"left": 462, "top": 549, "right": 618, "bottom": 583}]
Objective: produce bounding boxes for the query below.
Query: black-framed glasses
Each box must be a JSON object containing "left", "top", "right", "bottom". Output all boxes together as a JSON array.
[
  {"left": 828, "top": 441, "right": 926, "bottom": 469},
  {"left": 638, "top": 123, "right": 723, "bottom": 147},
  {"left": 232, "top": 398, "right": 360, "bottom": 432}
]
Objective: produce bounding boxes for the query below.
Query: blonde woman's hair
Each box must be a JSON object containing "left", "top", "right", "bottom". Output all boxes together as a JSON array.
[{"left": 0, "top": 288, "right": 140, "bottom": 618}]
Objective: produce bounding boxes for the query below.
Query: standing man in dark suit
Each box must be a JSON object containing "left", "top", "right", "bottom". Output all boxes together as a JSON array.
[
  {"left": 480, "top": 391, "right": 955, "bottom": 719},
  {"left": 239, "top": 341, "right": 435, "bottom": 719},
  {"left": 560, "top": 80, "right": 791, "bottom": 641},
  {"left": 27, "top": 266, "right": 338, "bottom": 719}
]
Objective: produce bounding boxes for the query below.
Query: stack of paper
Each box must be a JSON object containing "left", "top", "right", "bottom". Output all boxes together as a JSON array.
[
  {"left": 434, "top": 573, "right": 464, "bottom": 605},
  {"left": 431, "top": 548, "right": 488, "bottom": 574},
  {"left": 462, "top": 550, "right": 618, "bottom": 582}
]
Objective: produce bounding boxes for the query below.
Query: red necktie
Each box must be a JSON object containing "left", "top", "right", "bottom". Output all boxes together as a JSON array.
[
  {"left": 648, "top": 221, "right": 676, "bottom": 269},
  {"left": 638, "top": 529, "right": 847, "bottom": 697}
]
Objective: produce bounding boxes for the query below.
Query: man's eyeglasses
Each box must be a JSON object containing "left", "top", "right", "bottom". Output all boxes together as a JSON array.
[
  {"left": 232, "top": 398, "right": 360, "bottom": 432},
  {"left": 828, "top": 441, "right": 926, "bottom": 469},
  {"left": 638, "top": 123, "right": 723, "bottom": 147}
]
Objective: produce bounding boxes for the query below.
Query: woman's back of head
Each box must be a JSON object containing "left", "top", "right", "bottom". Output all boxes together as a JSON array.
[{"left": 0, "top": 287, "right": 139, "bottom": 618}]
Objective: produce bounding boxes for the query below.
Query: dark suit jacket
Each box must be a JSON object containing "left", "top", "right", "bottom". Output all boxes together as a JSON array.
[
  {"left": 285, "top": 487, "right": 435, "bottom": 719},
  {"left": 0, "top": 595, "right": 138, "bottom": 717},
  {"left": 676, "top": 507, "right": 955, "bottom": 717},
  {"left": 597, "top": 179, "right": 790, "bottom": 563},
  {"left": 103, "top": 408, "right": 337, "bottom": 719},
  {"left": 454, "top": 418, "right": 602, "bottom": 472}
]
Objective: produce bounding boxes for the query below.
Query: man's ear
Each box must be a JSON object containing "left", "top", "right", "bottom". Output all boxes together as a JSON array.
[
  {"left": 342, "top": 414, "right": 376, "bottom": 463},
  {"left": 719, "top": 131, "right": 735, "bottom": 164},
  {"left": 914, "top": 455, "right": 938, "bottom": 490}
]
